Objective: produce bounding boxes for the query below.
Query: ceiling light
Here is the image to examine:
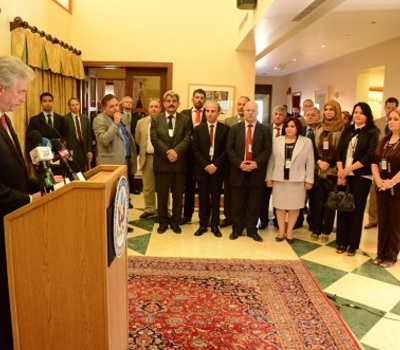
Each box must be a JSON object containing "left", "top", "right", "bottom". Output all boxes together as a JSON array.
[{"left": 237, "top": 0, "right": 257, "bottom": 10}]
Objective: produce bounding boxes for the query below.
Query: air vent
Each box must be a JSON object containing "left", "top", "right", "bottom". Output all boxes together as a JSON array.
[{"left": 292, "top": 0, "right": 327, "bottom": 22}]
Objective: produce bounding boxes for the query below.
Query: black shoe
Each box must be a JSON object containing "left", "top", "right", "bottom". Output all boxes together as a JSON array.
[
  {"left": 128, "top": 227, "right": 134, "bottom": 233},
  {"left": 132, "top": 189, "right": 141, "bottom": 195},
  {"left": 157, "top": 223, "right": 168, "bottom": 234},
  {"left": 194, "top": 226, "right": 208, "bottom": 236},
  {"left": 211, "top": 226, "right": 222, "bottom": 237},
  {"left": 129, "top": 201, "right": 134, "bottom": 209},
  {"left": 286, "top": 237, "right": 295, "bottom": 244},
  {"left": 178, "top": 216, "right": 192, "bottom": 225},
  {"left": 139, "top": 212, "right": 155, "bottom": 219},
  {"left": 170, "top": 224, "right": 182, "bottom": 234},
  {"left": 220, "top": 219, "right": 232, "bottom": 228},
  {"left": 258, "top": 222, "right": 268, "bottom": 230},
  {"left": 252, "top": 233, "right": 263, "bottom": 242},
  {"left": 229, "top": 232, "right": 241, "bottom": 240}
]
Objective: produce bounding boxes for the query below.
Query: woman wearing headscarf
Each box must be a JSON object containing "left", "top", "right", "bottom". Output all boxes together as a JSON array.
[
  {"left": 335, "top": 102, "right": 379, "bottom": 256},
  {"left": 371, "top": 107, "right": 400, "bottom": 268},
  {"left": 311, "top": 100, "right": 344, "bottom": 243}
]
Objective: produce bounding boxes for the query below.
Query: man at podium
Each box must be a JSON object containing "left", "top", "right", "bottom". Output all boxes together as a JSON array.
[{"left": 0, "top": 56, "right": 42, "bottom": 350}]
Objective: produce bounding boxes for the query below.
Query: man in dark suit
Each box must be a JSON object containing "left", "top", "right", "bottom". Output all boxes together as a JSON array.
[
  {"left": 64, "top": 97, "right": 93, "bottom": 173},
  {"left": 0, "top": 56, "right": 41, "bottom": 350},
  {"left": 27, "top": 92, "right": 66, "bottom": 140},
  {"left": 150, "top": 90, "right": 192, "bottom": 234},
  {"left": 227, "top": 101, "right": 272, "bottom": 242},
  {"left": 259, "top": 105, "right": 286, "bottom": 229},
  {"left": 179, "top": 88, "right": 207, "bottom": 225},
  {"left": 192, "top": 102, "right": 229, "bottom": 237}
]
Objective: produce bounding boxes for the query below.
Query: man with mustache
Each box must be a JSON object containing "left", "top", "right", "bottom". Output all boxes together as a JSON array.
[{"left": 150, "top": 90, "right": 192, "bottom": 234}]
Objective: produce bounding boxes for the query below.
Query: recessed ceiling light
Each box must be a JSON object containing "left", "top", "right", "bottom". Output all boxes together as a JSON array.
[
  {"left": 292, "top": 58, "right": 297, "bottom": 62},
  {"left": 321, "top": 45, "right": 326, "bottom": 48}
]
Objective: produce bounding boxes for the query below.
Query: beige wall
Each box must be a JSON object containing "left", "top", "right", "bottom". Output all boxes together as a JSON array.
[
  {"left": 258, "top": 36, "right": 400, "bottom": 116},
  {"left": 1, "top": 0, "right": 256, "bottom": 114}
]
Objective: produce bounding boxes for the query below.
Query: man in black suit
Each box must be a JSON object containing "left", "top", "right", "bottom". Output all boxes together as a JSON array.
[
  {"left": 27, "top": 92, "right": 66, "bottom": 140},
  {"left": 192, "top": 102, "right": 229, "bottom": 237},
  {"left": 64, "top": 97, "right": 93, "bottom": 173},
  {"left": 0, "top": 56, "right": 41, "bottom": 350},
  {"left": 150, "top": 90, "right": 192, "bottom": 234},
  {"left": 179, "top": 88, "right": 207, "bottom": 225},
  {"left": 227, "top": 101, "right": 272, "bottom": 242}
]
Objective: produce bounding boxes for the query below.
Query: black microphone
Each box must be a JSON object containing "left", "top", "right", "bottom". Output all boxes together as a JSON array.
[
  {"left": 26, "top": 130, "right": 56, "bottom": 195},
  {"left": 51, "top": 139, "right": 84, "bottom": 182},
  {"left": 39, "top": 117, "right": 67, "bottom": 146}
]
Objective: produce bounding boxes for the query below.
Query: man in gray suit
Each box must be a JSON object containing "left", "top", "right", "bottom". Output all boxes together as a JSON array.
[
  {"left": 150, "top": 90, "right": 192, "bottom": 234},
  {"left": 220, "top": 96, "right": 250, "bottom": 227},
  {"left": 64, "top": 97, "right": 93, "bottom": 173},
  {"left": 93, "top": 94, "right": 137, "bottom": 214}
]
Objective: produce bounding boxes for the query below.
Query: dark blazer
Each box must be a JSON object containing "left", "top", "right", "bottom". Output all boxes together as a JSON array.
[
  {"left": 336, "top": 124, "right": 379, "bottom": 176},
  {"left": 150, "top": 112, "right": 193, "bottom": 172},
  {"left": 192, "top": 122, "right": 230, "bottom": 181},
  {"left": 181, "top": 107, "right": 207, "bottom": 126},
  {"left": 64, "top": 112, "right": 93, "bottom": 155},
  {"left": 302, "top": 124, "right": 319, "bottom": 162},
  {"left": 27, "top": 112, "right": 67, "bottom": 141},
  {"left": 227, "top": 121, "right": 272, "bottom": 187}
]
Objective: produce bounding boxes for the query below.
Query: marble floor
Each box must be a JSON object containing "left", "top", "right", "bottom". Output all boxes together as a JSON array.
[{"left": 127, "top": 193, "right": 400, "bottom": 350}]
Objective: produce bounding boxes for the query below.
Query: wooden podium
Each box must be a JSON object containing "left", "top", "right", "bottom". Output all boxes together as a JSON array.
[{"left": 4, "top": 165, "right": 129, "bottom": 350}]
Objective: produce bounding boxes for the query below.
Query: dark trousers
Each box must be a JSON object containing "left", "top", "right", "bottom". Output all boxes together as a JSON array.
[
  {"left": 222, "top": 178, "right": 232, "bottom": 222},
  {"left": 197, "top": 176, "right": 224, "bottom": 227},
  {"left": 0, "top": 226, "right": 13, "bottom": 350},
  {"left": 231, "top": 182, "right": 263, "bottom": 236},
  {"left": 182, "top": 166, "right": 196, "bottom": 219},
  {"left": 312, "top": 176, "right": 336, "bottom": 235},
  {"left": 376, "top": 185, "right": 400, "bottom": 263},
  {"left": 259, "top": 186, "right": 272, "bottom": 224},
  {"left": 155, "top": 171, "right": 186, "bottom": 225},
  {"left": 336, "top": 176, "right": 371, "bottom": 249}
]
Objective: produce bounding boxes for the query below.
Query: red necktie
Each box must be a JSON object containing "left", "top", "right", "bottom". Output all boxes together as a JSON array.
[
  {"left": 0, "top": 114, "right": 9, "bottom": 132},
  {"left": 195, "top": 109, "right": 201, "bottom": 125},
  {"left": 275, "top": 127, "right": 281, "bottom": 138},
  {"left": 246, "top": 124, "right": 253, "bottom": 161}
]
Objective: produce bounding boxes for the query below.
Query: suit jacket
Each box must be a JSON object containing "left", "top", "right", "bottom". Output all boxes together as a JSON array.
[
  {"left": 192, "top": 122, "right": 230, "bottom": 181},
  {"left": 302, "top": 124, "right": 320, "bottom": 164},
  {"left": 374, "top": 116, "right": 387, "bottom": 137},
  {"left": 224, "top": 115, "right": 243, "bottom": 127},
  {"left": 92, "top": 112, "right": 137, "bottom": 174},
  {"left": 27, "top": 112, "right": 66, "bottom": 141},
  {"left": 135, "top": 116, "right": 152, "bottom": 169},
  {"left": 64, "top": 112, "right": 93, "bottom": 156},
  {"left": 0, "top": 114, "right": 39, "bottom": 219},
  {"left": 336, "top": 124, "right": 379, "bottom": 176},
  {"left": 150, "top": 112, "right": 192, "bottom": 172},
  {"left": 226, "top": 121, "right": 272, "bottom": 187},
  {"left": 266, "top": 135, "right": 315, "bottom": 183}
]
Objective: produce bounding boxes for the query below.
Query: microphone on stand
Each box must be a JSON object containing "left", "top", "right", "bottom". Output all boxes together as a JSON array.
[
  {"left": 26, "top": 130, "right": 56, "bottom": 195},
  {"left": 51, "top": 139, "right": 85, "bottom": 182}
]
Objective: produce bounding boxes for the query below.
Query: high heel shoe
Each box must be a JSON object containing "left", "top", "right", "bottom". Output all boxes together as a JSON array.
[
  {"left": 285, "top": 237, "right": 295, "bottom": 244},
  {"left": 275, "top": 236, "right": 285, "bottom": 242}
]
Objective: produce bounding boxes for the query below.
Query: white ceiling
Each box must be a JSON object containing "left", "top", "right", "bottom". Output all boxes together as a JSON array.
[{"left": 251, "top": 0, "right": 400, "bottom": 77}]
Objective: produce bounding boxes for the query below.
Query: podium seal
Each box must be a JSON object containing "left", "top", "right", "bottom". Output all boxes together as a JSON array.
[{"left": 113, "top": 176, "right": 129, "bottom": 257}]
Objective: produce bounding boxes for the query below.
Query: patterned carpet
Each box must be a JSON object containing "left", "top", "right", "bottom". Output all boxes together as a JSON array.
[{"left": 127, "top": 256, "right": 361, "bottom": 349}]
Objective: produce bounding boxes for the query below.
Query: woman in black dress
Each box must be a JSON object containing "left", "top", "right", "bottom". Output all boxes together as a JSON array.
[{"left": 335, "top": 102, "right": 379, "bottom": 256}]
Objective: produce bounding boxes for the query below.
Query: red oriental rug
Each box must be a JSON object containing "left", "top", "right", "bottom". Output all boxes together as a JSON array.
[{"left": 127, "top": 257, "right": 361, "bottom": 350}]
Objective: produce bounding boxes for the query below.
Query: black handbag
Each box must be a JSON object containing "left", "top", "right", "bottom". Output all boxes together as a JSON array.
[{"left": 325, "top": 183, "right": 356, "bottom": 212}]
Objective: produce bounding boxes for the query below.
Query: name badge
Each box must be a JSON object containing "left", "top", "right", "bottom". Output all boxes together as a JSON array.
[
  {"left": 209, "top": 146, "right": 214, "bottom": 157},
  {"left": 323, "top": 140, "right": 329, "bottom": 150},
  {"left": 285, "top": 159, "right": 291, "bottom": 169},
  {"left": 381, "top": 159, "right": 387, "bottom": 170},
  {"left": 168, "top": 129, "right": 174, "bottom": 137}
]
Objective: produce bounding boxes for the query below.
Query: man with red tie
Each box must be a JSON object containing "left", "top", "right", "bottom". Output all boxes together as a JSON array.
[
  {"left": 226, "top": 101, "right": 272, "bottom": 242},
  {"left": 179, "top": 89, "right": 207, "bottom": 225},
  {"left": 192, "top": 102, "right": 230, "bottom": 237},
  {"left": 0, "top": 56, "right": 42, "bottom": 350}
]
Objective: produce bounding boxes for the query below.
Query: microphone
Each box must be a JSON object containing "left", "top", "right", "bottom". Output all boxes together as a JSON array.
[
  {"left": 26, "top": 130, "right": 56, "bottom": 195},
  {"left": 51, "top": 139, "right": 85, "bottom": 182},
  {"left": 39, "top": 117, "right": 67, "bottom": 146}
]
